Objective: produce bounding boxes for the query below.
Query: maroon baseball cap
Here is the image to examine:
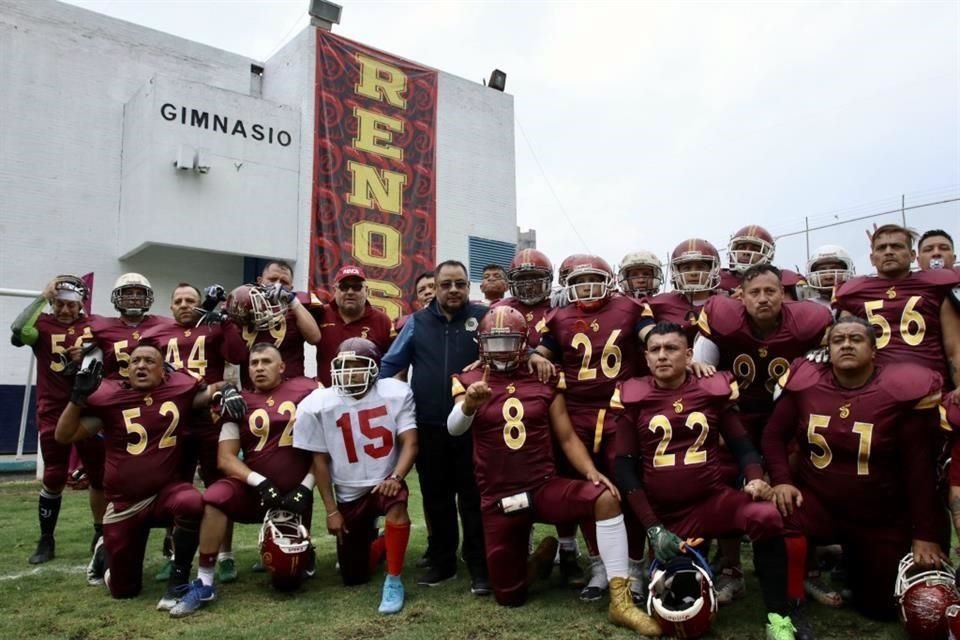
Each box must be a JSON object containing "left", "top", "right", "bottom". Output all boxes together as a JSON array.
[{"left": 333, "top": 265, "right": 367, "bottom": 284}]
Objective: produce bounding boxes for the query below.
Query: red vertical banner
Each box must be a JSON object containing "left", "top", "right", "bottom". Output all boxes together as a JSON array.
[{"left": 310, "top": 30, "right": 438, "bottom": 320}]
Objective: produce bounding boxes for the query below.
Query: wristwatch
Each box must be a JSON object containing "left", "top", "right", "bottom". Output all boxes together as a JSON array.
[{"left": 389, "top": 473, "right": 403, "bottom": 482}]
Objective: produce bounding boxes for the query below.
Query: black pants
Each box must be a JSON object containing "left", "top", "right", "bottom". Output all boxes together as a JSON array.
[{"left": 416, "top": 424, "right": 486, "bottom": 578}]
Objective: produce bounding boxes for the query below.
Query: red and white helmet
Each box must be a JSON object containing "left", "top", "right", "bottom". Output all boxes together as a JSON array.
[
  {"left": 563, "top": 255, "right": 615, "bottom": 309},
  {"left": 947, "top": 604, "right": 960, "bottom": 639},
  {"left": 896, "top": 554, "right": 960, "bottom": 640},
  {"left": 647, "top": 548, "right": 717, "bottom": 639},
  {"left": 618, "top": 250, "right": 663, "bottom": 298},
  {"left": 670, "top": 239, "right": 721, "bottom": 293},
  {"left": 111, "top": 273, "right": 153, "bottom": 316},
  {"left": 478, "top": 306, "right": 528, "bottom": 372},
  {"left": 330, "top": 337, "right": 381, "bottom": 397},
  {"left": 225, "top": 284, "right": 284, "bottom": 331},
  {"left": 259, "top": 509, "right": 312, "bottom": 592},
  {"left": 558, "top": 253, "right": 592, "bottom": 287},
  {"left": 806, "top": 244, "right": 855, "bottom": 291},
  {"left": 508, "top": 249, "right": 553, "bottom": 305},
  {"left": 728, "top": 225, "right": 776, "bottom": 272}
]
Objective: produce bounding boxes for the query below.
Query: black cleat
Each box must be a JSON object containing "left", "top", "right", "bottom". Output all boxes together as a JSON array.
[{"left": 29, "top": 536, "right": 55, "bottom": 565}]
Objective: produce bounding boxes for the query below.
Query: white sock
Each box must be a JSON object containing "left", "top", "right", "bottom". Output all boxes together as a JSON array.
[
  {"left": 217, "top": 551, "right": 234, "bottom": 562},
  {"left": 596, "top": 514, "right": 629, "bottom": 580},
  {"left": 198, "top": 566, "right": 215, "bottom": 587},
  {"left": 558, "top": 537, "right": 577, "bottom": 551}
]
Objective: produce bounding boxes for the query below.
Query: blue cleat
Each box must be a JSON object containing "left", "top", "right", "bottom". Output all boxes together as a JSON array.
[
  {"left": 170, "top": 580, "right": 216, "bottom": 618},
  {"left": 378, "top": 574, "right": 405, "bottom": 615}
]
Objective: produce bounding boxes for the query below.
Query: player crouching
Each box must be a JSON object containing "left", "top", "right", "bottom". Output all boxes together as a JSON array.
[
  {"left": 170, "top": 343, "right": 321, "bottom": 617},
  {"left": 295, "top": 338, "right": 418, "bottom": 615},
  {"left": 448, "top": 306, "right": 661, "bottom": 635}
]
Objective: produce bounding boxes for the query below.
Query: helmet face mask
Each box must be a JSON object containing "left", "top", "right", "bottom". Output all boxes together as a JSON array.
[
  {"left": 670, "top": 239, "right": 722, "bottom": 293},
  {"left": 330, "top": 338, "right": 382, "bottom": 397},
  {"left": 111, "top": 273, "right": 154, "bottom": 316},
  {"left": 728, "top": 226, "right": 776, "bottom": 273},
  {"left": 226, "top": 285, "right": 285, "bottom": 331},
  {"left": 508, "top": 249, "right": 553, "bottom": 306},
  {"left": 647, "top": 549, "right": 717, "bottom": 639},
  {"left": 259, "top": 509, "right": 311, "bottom": 592},
  {"left": 478, "top": 306, "right": 528, "bottom": 372},
  {"left": 562, "top": 256, "right": 615, "bottom": 310},
  {"left": 895, "top": 554, "right": 960, "bottom": 640},
  {"left": 806, "top": 245, "right": 855, "bottom": 291}
]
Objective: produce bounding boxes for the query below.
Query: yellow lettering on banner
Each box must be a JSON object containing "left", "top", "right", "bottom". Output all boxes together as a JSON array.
[
  {"left": 355, "top": 53, "right": 407, "bottom": 108},
  {"left": 346, "top": 161, "right": 407, "bottom": 214},
  {"left": 353, "top": 221, "right": 401, "bottom": 269},
  {"left": 353, "top": 107, "right": 404, "bottom": 161},
  {"left": 366, "top": 280, "right": 403, "bottom": 320}
]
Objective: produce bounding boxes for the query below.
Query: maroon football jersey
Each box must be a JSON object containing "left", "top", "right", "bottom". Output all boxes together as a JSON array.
[
  {"left": 833, "top": 269, "right": 960, "bottom": 379},
  {"left": 31, "top": 314, "right": 97, "bottom": 426},
  {"left": 311, "top": 302, "right": 395, "bottom": 387},
  {"left": 613, "top": 372, "right": 755, "bottom": 515},
  {"left": 697, "top": 296, "right": 831, "bottom": 421},
  {"left": 763, "top": 360, "right": 943, "bottom": 539},
  {"left": 538, "top": 295, "right": 653, "bottom": 405},
  {"left": 85, "top": 370, "right": 202, "bottom": 510},
  {"left": 232, "top": 376, "right": 319, "bottom": 491},
  {"left": 492, "top": 297, "right": 551, "bottom": 348},
  {"left": 140, "top": 322, "right": 229, "bottom": 384},
  {"left": 451, "top": 368, "right": 558, "bottom": 509},
  {"left": 89, "top": 315, "right": 172, "bottom": 380},
  {"left": 648, "top": 292, "right": 702, "bottom": 342},
  {"left": 223, "top": 309, "right": 306, "bottom": 388}
]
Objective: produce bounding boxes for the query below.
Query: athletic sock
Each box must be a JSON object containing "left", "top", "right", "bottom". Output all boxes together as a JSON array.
[
  {"left": 595, "top": 514, "right": 629, "bottom": 579},
  {"left": 385, "top": 521, "right": 411, "bottom": 576},
  {"left": 38, "top": 490, "right": 62, "bottom": 537}
]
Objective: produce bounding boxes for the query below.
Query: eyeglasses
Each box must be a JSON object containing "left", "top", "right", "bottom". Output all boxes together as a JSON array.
[
  {"left": 438, "top": 280, "right": 469, "bottom": 290},
  {"left": 337, "top": 282, "right": 364, "bottom": 292}
]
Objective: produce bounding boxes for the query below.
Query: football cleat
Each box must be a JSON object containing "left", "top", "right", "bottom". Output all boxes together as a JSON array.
[
  {"left": 470, "top": 574, "right": 491, "bottom": 596},
  {"left": 378, "top": 574, "right": 405, "bottom": 615},
  {"left": 579, "top": 555, "right": 608, "bottom": 602},
  {"left": 86, "top": 537, "right": 106, "bottom": 586},
  {"left": 558, "top": 548, "right": 586, "bottom": 588},
  {"left": 29, "top": 535, "right": 55, "bottom": 565},
  {"left": 527, "top": 537, "right": 558, "bottom": 584},
  {"left": 766, "top": 612, "right": 798, "bottom": 640},
  {"left": 714, "top": 566, "right": 746, "bottom": 605},
  {"left": 156, "top": 582, "right": 191, "bottom": 611},
  {"left": 215, "top": 557, "right": 237, "bottom": 584},
  {"left": 628, "top": 558, "right": 647, "bottom": 605},
  {"left": 169, "top": 580, "right": 216, "bottom": 618},
  {"left": 609, "top": 576, "right": 663, "bottom": 636}
]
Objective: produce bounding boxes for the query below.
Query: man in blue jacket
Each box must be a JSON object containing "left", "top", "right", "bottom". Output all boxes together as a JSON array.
[{"left": 380, "top": 260, "right": 490, "bottom": 594}]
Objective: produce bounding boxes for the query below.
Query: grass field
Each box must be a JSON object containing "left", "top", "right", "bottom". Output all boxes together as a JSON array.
[{"left": 1, "top": 475, "right": 906, "bottom": 639}]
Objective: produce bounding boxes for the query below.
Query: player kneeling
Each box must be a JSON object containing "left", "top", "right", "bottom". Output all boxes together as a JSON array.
[
  {"left": 170, "top": 343, "right": 321, "bottom": 617},
  {"left": 447, "top": 306, "right": 661, "bottom": 635},
  {"left": 295, "top": 338, "right": 417, "bottom": 615}
]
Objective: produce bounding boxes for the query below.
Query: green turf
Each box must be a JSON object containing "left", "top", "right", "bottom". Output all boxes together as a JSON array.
[{"left": 0, "top": 475, "right": 905, "bottom": 639}]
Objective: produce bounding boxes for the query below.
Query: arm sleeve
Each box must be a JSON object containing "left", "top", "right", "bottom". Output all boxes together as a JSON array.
[
  {"left": 293, "top": 401, "right": 328, "bottom": 453},
  {"left": 718, "top": 408, "right": 763, "bottom": 482},
  {"left": 10, "top": 295, "right": 46, "bottom": 347},
  {"left": 901, "top": 406, "right": 947, "bottom": 543},
  {"left": 612, "top": 408, "right": 660, "bottom": 528},
  {"left": 379, "top": 315, "right": 414, "bottom": 379},
  {"left": 447, "top": 401, "right": 474, "bottom": 436},
  {"left": 692, "top": 334, "right": 720, "bottom": 366},
  {"left": 761, "top": 392, "right": 800, "bottom": 486},
  {"left": 538, "top": 333, "right": 560, "bottom": 357}
]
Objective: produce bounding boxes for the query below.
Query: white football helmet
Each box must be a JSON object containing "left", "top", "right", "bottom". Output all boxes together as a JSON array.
[
  {"left": 111, "top": 273, "right": 153, "bottom": 316},
  {"left": 806, "top": 244, "right": 855, "bottom": 291},
  {"left": 617, "top": 250, "right": 663, "bottom": 298},
  {"left": 330, "top": 338, "right": 381, "bottom": 397}
]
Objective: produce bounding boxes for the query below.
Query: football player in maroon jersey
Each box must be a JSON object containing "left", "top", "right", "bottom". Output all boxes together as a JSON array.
[
  {"left": 917, "top": 229, "right": 956, "bottom": 271},
  {"left": 89, "top": 273, "right": 170, "bottom": 380},
  {"left": 614, "top": 322, "right": 810, "bottom": 640},
  {"left": 648, "top": 239, "right": 723, "bottom": 342},
  {"left": 55, "top": 341, "right": 243, "bottom": 609},
  {"left": 763, "top": 317, "right": 947, "bottom": 622},
  {"left": 311, "top": 266, "right": 395, "bottom": 388},
  {"left": 721, "top": 225, "right": 806, "bottom": 300},
  {"left": 10, "top": 275, "right": 105, "bottom": 574},
  {"left": 168, "top": 343, "right": 320, "bottom": 617},
  {"left": 833, "top": 224, "right": 960, "bottom": 389},
  {"left": 222, "top": 260, "right": 321, "bottom": 387},
  {"left": 694, "top": 263, "right": 832, "bottom": 604},
  {"left": 448, "top": 306, "right": 662, "bottom": 636},
  {"left": 532, "top": 254, "right": 655, "bottom": 601}
]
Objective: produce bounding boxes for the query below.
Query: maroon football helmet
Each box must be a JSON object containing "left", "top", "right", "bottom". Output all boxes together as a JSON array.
[
  {"left": 558, "top": 253, "right": 592, "bottom": 287},
  {"left": 728, "top": 224, "right": 776, "bottom": 272},
  {"left": 330, "top": 337, "right": 381, "bottom": 397},
  {"left": 947, "top": 604, "right": 960, "bottom": 639},
  {"left": 225, "top": 284, "right": 284, "bottom": 331},
  {"left": 563, "top": 255, "right": 616, "bottom": 310},
  {"left": 259, "top": 509, "right": 312, "bottom": 592},
  {"left": 647, "top": 549, "right": 717, "bottom": 639},
  {"left": 896, "top": 554, "right": 960, "bottom": 640},
  {"left": 478, "top": 306, "right": 528, "bottom": 372},
  {"left": 508, "top": 249, "right": 553, "bottom": 305},
  {"left": 670, "top": 239, "right": 722, "bottom": 293}
]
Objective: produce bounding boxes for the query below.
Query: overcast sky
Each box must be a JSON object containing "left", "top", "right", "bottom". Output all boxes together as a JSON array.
[{"left": 64, "top": 0, "right": 959, "bottom": 276}]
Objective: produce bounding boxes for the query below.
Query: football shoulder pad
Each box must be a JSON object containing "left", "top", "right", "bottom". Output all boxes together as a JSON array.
[
  {"left": 783, "top": 301, "right": 833, "bottom": 341},
  {"left": 697, "top": 371, "right": 738, "bottom": 400},
  {"left": 916, "top": 267, "right": 960, "bottom": 288},
  {"left": 618, "top": 377, "right": 655, "bottom": 404},
  {"left": 781, "top": 268, "right": 807, "bottom": 287},
  {"left": 696, "top": 295, "right": 744, "bottom": 338},
  {"left": 877, "top": 363, "right": 942, "bottom": 406},
  {"left": 832, "top": 274, "right": 871, "bottom": 302},
  {"left": 451, "top": 369, "right": 482, "bottom": 397},
  {"left": 779, "top": 358, "right": 828, "bottom": 393}
]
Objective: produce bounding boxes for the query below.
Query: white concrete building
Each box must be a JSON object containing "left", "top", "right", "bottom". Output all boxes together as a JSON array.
[{"left": 0, "top": 0, "right": 517, "bottom": 454}]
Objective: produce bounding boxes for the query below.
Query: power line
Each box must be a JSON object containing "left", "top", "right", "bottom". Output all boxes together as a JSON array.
[
  {"left": 262, "top": 10, "right": 308, "bottom": 61},
  {"left": 775, "top": 196, "right": 960, "bottom": 240}
]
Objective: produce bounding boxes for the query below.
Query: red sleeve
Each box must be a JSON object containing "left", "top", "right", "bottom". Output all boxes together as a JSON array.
[
  {"left": 761, "top": 392, "right": 801, "bottom": 486},
  {"left": 901, "top": 407, "right": 947, "bottom": 543}
]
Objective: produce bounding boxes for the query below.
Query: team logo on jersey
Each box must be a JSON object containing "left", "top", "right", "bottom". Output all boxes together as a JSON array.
[
  {"left": 67, "top": 327, "right": 75, "bottom": 335},
  {"left": 590, "top": 319, "right": 600, "bottom": 333},
  {"left": 673, "top": 399, "right": 684, "bottom": 414},
  {"left": 132, "top": 331, "right": 141, "bottom": 341},
  {"left": 758, "top": 347, "right": 769, "bottom": 359},
  {"left": 574, "top": 319, "right": 589, "bottom": 333},
  {"left": 266, "top": 396, "right": 275, "bottom": 407},
  {"left": 525, "top": 312, "right": 533, "bottom": 323},
  {"left": 465, "top": 318, "right": 478, "bottom": 332},
  {"left": 506, "top": 383, "right": 516, "bottom": 395},
  {"left": 839, "top": 403, "right": 850, "bottom": 419},
  {"left": 184, "top": 329, "right": 192, "bottom": 337},
  {"left": 144, "top": 394, "right": 154, "bottom": 406},
  {"left": 886, "top": 287, "right": 897, "bottom": 300},
  {"left": 360, "top": 327, "right": 370, "bottom": 339}
]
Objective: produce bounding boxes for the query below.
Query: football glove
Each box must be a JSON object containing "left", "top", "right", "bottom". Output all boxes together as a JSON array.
[
  {"left": 262, "top": 283, "right": 297, "bottom": 306},
  {"left": 201, "top": 284, "right": 226, "bottom": 312},
  {"left": 647, "top": 524, "right": 683, "bottom": 563},
  {"left": 220, "top": 384, "right": 247, "bottom": 421},
  {"left": 255, "top": 479, "right": 283, "bottom": 509},
  {"left": 71, "top": 360, "right": 103, "bottom": 405},
  {"left": 195, "top": 309, "right": 228, "bottom": 327},
  {"left": 281, "top": 485, "right": 313, "bottom": 514},
  {"left": 804, "top": 346, "right": 830, "bottom": 364}
]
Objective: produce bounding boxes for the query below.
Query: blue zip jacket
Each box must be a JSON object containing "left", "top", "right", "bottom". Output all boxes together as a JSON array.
[{"left": 380, "top": 298, "right": 488, "bottom": 427}]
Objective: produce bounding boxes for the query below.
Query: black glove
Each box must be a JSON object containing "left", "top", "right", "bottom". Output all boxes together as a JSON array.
[
  {"left": 71, "top": 361, "right": 103, "bottom": 404},
  {"left": 201, "top": 284, "right": 226, "bottom": 312},
  {"left": 255, "top": 479, "right": 283, "bottom": 509},
  {"left": 196, "top": 309, "right": 229, "bottom": 327},
  {"left": 220, "top": 384, "right": 247, "bottom": 421},
  {"left": 647, "top": 524, "right": 683, "bottom": 564},
  {"left": 281, "top": 485, "right": 313, "bottom": 514},
  {"left": 62, "top": 342, "right": 100, "bottom": 377}
]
